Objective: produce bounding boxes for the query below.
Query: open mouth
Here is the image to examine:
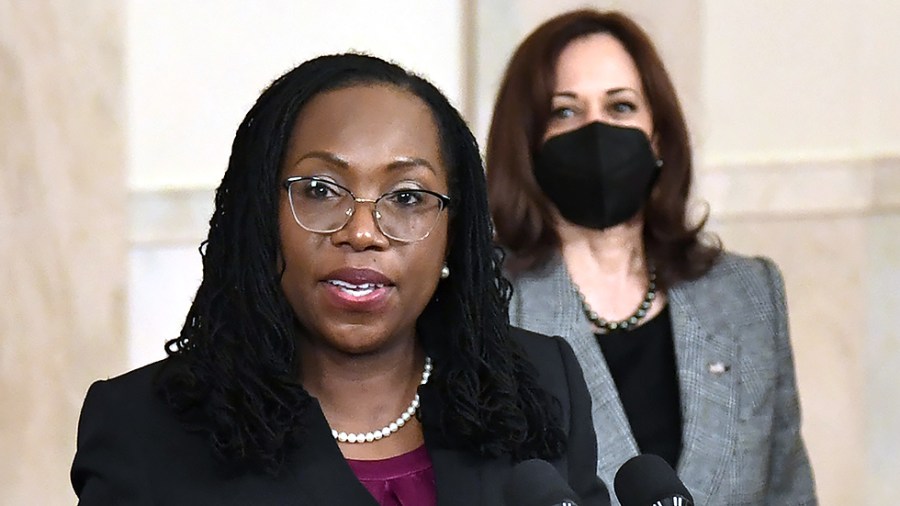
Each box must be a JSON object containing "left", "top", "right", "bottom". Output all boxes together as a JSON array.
[{"left": 326, "top": 279, "right": 387, "bottom": 298}]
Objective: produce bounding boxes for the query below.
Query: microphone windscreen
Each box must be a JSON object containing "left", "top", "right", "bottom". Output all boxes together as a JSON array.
[
  {"left": 504, "top": 459, "right": 581, "bottom": 506},
  {"left": 613, "top": 454, "right": 693, "bottom": 506}
]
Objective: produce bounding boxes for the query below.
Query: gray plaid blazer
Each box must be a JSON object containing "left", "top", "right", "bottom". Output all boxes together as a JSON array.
[{"left": 508, "top": 251, "right": 817, "bottom": 505}]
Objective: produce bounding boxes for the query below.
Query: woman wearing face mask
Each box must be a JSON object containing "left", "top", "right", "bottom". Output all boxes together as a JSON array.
[{"left": 486, "top": 9, "right": 817, "bottom": 505}]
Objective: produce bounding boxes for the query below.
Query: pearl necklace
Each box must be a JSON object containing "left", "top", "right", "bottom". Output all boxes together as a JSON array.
[
  {"left": 577, "top": 268, "right": 657, "bottom": 333},
  {"left": 331, "top": 356, "right": 433, "bottom": 444}
]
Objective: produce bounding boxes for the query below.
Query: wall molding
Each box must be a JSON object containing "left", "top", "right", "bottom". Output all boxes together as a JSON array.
[{"left": 697, "top": 156, "right": 900, "bottom": 221}]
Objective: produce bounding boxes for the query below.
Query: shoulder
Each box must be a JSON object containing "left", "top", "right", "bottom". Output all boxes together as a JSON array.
[
  {"left": 717, "top": 250, "right": 780, "bottom": 278},
  {"left": 505, "top": 255, "right": 572, "bottom": 328},
  {"left": 76, "top": 360, "right": 180, "bottom": 440},
  {"left": 505, "top": 253, "right": 565, "bottom": 288},
  {"left": 674, "top": 251, "right": 785, "bottom": 318},
  {"left": 693, "top": 251, "right": 781, "bottom": 288},
  {"left": 82, "top": 360, "right": 165, "bottom": 409},
  {"left": 97, "top": 359, "right": 165, "bottom": 388},
  {"left": 509, "top": 326, "right": 572, "bottom": 367},
  {"left": 666, "top": 252, "right": 790, "bottom": 346},
  {"left": 508, "top": 327, "right": 581, "bottom": 402},
  {"left": 72, "top": 360, "right": 188, "bottom": 499}
]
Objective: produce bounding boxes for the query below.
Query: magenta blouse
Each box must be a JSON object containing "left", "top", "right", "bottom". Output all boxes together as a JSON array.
[{"left": 345, "top": 445, "right": 437, "bottom": 506}]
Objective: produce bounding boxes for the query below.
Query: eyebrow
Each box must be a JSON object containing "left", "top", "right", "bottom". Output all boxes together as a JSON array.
[
  {"left": 386, "top": 156, "right": 437, "bottom": 174},
  {"left": 606, "top": 87, "right": 639, "bottom": 96},
  {"left": 294, "top": 151, "right": 349, "bottom": 168},
  {"left": 293, "top": 151, "right": 437, "bottom": 174},
  {"left": 551, "top": 87, "right": 640, "bottom": 99}
]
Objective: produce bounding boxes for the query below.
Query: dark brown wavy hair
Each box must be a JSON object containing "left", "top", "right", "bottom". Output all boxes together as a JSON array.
[{"left": 486, "top": 9, "right": 720, "bottom": 289}]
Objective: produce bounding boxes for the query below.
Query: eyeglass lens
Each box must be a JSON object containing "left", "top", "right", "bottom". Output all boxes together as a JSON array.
[{"left": 286, "top": 178, "right": 445, "bottom": 242}]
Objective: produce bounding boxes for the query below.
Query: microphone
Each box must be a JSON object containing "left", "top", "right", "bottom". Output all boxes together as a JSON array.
[
  {"left": 613, "top": 454, "right": 693, "bottom": 506},
  {"left": 504, "top": 459, "right": 581, "bottom": 506}
]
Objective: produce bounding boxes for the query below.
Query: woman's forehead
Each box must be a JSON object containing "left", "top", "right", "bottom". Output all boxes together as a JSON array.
[
  {"left": 283, "top": 85, "right": 449, "bottom": 186},
  {"left": 554, "top": 33, "right": 643, "bottom": 94}
]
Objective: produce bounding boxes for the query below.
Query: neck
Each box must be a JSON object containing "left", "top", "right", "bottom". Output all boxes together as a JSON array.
[
  {"left": 300, "top": 340, "right": 422, "bottom": 412},
  {"left": 557, "top": 217, "right": 647, "bottom": 279},
  {"left": 558, "top": 216, "right": 664, "bottom": 323},
  {"left": 298, "top": 339, "right": 427, "bottom": 458}
]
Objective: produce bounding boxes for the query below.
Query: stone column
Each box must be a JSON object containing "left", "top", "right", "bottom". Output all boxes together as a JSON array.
[{"left": 0, "top": 1, "right": 126, "bottom": 503}]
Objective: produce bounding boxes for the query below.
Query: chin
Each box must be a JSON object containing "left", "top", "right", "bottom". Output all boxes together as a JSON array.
[{"left": 325, "top": 327, "right": 396, "bottom": 356}]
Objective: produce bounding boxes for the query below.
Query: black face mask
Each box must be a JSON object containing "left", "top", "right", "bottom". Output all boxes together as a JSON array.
[{"left": 533, "top": 121, "right": 660, "bottom": 230}]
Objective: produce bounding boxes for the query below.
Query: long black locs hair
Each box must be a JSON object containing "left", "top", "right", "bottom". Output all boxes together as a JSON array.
[{"left": 157, "top": 53, "right": 566, "bottom": 474}]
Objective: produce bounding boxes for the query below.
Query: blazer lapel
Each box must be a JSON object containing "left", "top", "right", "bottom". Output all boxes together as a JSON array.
[
  {"left": 288, "top": 398, "right": 490, "bottom": 505},
  {"left": 668, "top": 284, "right": 739, "bottom": 505},
  {"left": 286, "top": 401, "right": 379, "bottom": 505},
  {"left": 512, "top": 256, "right": 639, "bottom": 481},
  {"left": 428, "top": 442, "right": 483, "bottom": 505}
]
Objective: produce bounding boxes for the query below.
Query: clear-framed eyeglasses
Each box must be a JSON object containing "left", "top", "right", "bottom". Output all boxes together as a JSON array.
[{"left": 282, "top": 176, "right": 451, "bottom": 243}]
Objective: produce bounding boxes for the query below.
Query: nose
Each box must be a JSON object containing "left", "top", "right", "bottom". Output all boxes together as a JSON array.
[
  {"left": 329, "top": 199, "right": 390, "bottom": 251},
  {"left": 584, "top": 103, "right": 607, "bottom": 124}
]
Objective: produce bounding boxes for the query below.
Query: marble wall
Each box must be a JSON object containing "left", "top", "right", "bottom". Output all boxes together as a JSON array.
[{"left": 0, "top": 1, "right": 126, "bottom": 504}]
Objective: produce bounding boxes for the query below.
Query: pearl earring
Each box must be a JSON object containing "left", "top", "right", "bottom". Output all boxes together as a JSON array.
[
  {"left": 440, "top": 265, "right": 450, "bottom": 279},
  {"left": 655, "top": 158, "right": 664, "bottom": 168}
]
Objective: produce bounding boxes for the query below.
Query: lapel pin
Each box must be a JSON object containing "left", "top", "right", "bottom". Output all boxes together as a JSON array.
[{"left": 708, "top": 361, "right": 730, "bottom": 376}]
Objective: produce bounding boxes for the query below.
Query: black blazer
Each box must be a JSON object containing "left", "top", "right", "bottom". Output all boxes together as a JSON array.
[{"left": 71, "top": 327, "right": 609, "bottom": 505}]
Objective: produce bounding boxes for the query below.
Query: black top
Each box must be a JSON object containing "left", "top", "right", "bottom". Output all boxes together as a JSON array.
[{"left": 596, "top": 305, "right": 682, "bottom": 469}]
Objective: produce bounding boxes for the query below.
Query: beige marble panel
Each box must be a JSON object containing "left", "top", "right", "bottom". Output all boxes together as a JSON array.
[
  {"left": 699, "top": 1, "right": 900, "bottom": 162},
  {"left": 696, "top": 157, "right": 900, "bottom": 219},
  {"left": 714, "top": 214, "right": 900, "bottom": 505},
  {"left": 0, "top": 1, "right": 126, "bottom": 504},
  {"left": 864, "top": 214, "right": 900, "bottom": 503}
]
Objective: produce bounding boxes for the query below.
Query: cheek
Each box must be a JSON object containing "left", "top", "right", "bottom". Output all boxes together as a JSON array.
[
  {"left": 432, "top": 219, "right": 450, "bottom": 259},
  {"left": 410, "top": 229, "right": 448, "bottom": 285},
  {"left": 278, "top": 245, "right": 320, "bottom": 330},
  {"left": 278, "top": 198, "right": 296, "bottom": 237},
  {"left": 637, "top": 112, "right": 655, "bottom": 144},
  {"left": 278, "top": 216, "right": 319, "bottom": 299},
  {"left": 279, "top": 246, "right": 306, "bottom": 302}
]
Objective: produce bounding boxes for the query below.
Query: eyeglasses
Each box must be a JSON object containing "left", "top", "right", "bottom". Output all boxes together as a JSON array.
[{"left": 282, "top": 176, "right": 451, "bottom": 243}]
